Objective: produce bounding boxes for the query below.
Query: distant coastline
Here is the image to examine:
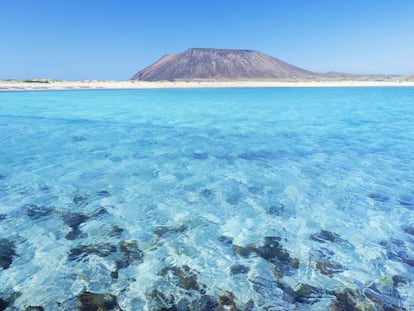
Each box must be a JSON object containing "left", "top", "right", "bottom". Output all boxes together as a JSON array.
[{"left": 1, "top": 78, "right": 414, "bottom": 91}]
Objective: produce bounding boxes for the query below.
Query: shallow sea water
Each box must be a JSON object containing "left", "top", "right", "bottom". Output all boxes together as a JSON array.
[{"left": 0, "top": 87, "right": 414, "bottom": 310}]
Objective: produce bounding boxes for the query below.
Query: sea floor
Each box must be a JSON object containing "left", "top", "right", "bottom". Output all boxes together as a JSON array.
[{"left": 0, "top": 87, "right": 414, "bottom": 310}]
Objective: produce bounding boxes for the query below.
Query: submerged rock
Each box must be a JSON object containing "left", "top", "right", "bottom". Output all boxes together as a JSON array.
[
  {"left": 65, "top": 228, "right": 86, "bottom": 240},
  {"left": 310, "top": 230, "right": 346, "bottom": 244},
  {"left": 159, "top": 265, "right": 200, "bottom": 291},
  {"left": 0, "top": 174, "right": 5, "bottom": 180},
  {"left": 294, "top": 283, "right": 334, "bottom": 304},
  {"left": 230, "top": 264, "right": 250, "bottom": 275},
  {"left": 275, "top": 280, "right": 298, "bottom": 304},
  {"left": 240, "top": 299, "right": 254, "bottom": 311},
  {"left": 63, "top": 208, "right": 107, "bottom": 240},
  {"left": 0, "top": 239, "right": 16, "bottom": 269},
  {"left": 238, "top": 150, "right": 275, "bottom": 161},
  {"left": 39, "top": 185, "right": 50, "bottom": 191},
  {"left": 403, "top": 226, "right": 414, "bottom": 236},
  {"left": 218, "top": 291, "right": 236, "bottom": 311},
  {"left": 233, "top": 236, "right": 299, "bottom": 278},
  {"left": 279, "top": 280, "right": 346, "bottom": 307},
  {"left": 329, "top": 288, "right": 362, "bottom": 311},
  {"left": 392, "top": 275, "right": 410, "bottom": 287},
  {"left": 154, "top": 224, "right": 187, "bottom": 238},
  {"left": 69, "top": 240, "right": 144, "bottom": 275},
  {"left": 192, "top": 295, "right": 218, "bottom": 311},
  {"left": 290, "top": 258, "right": 300, "bottom": 269},
  {"left": 0, "top": 298, "right": 8, "bottom": 311},
  {"left": 309, "top": 248, "right": 346, "bottom": 277},
  {"left": 193, "top": 151, "right": 208, "bottom": 160},
  {"left": 97, "top": 190, "right": 111, "bottom": 197},
  {"left": 63, "top": 212, "right": 89, "bottom": 227},
  {"left": 63, "top": 213, "right": 90, "bottom": 240},
  {"left": 72, "top": 136, "right": 87, "bottom": 142},
  {"left": 146, "top": 289, "right": 176, "bottom": 310},
  {"left": 398, "top": 195, "right": 414, "bottom": 208},
  {"left": 175, "top": 298, "right": 191, "bottom": 311},
  {"left": 368, "top": 193, "right": 390, "bottom": 203},
  {"left": 382, "top": 239, "right": 414, "bottom": 268},
  {"left": 109, "top": 225, "right": 124, "bottom": 237},
  {"left": 25, "top": 306, "right": 44, "bottom": 311},
  {"left": 116, "top": 240, "right": 144, "bottom": 269},
  {"left": 225, "top": 187, "right": 242, "bottom": 205},
  {"left": 0, "top": 291, "right": 20, "bottom": 311},
  {"left": 315, "top": 260, "right": 345, "bottom": 275},
  {"left": 234, "top": 237, "right": 284, "bottom": 262},
  {"left": 233, "top": 236, "right": 298, "bottom": 277},
  {"left": 0, "top": 214, "right": 6, "bottom": 221},
  {"left": 363, "top": 283, "right": 406, "bottom": 311},
  {"left": 110, "top": 270, "right": 119, "bottom": 279},
  {"left": 404, "top": 258, "right": 414, "bottom": 267},
  {"left": 78, "top": 292, "right": 122, "bottom": 311},
  {"left": 69, "top": 243, "right": 116, "bottom": 261},
  {"left": 218, "top": 235, "right": 233, "bottom": 246},
  {"left": 258, "top": 236, "right": 291, "bottom": 263},
  {"left": 73, "top": 194, "right": 89, "bottom": 206},
  {"left": 200, "top": 189, "right": 214, "bottom": 198},
  {"left": 330, "top": 284, "right": 407, "bottom": 311},
  {"left": 91, "top": 207, "right": 108, "bottom": 218},
  {"left": 266, "top": 201, "right": 288, "bottom": 216},
  {"left": 25, "top": 204, "right": 54, "bottom": 219},
  {"left": 179, "top": 276, "right": 199, "bottom": 291},
  {"left": 70, "top": 239, "right": 144, "bottom": 282}
]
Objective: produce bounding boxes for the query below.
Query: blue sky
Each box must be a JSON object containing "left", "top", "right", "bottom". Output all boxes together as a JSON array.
[{"left": 1, "top": 0, "right": 413, "bottom": 79}]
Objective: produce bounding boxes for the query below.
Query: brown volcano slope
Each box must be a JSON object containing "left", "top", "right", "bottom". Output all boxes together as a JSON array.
[{"left": 131, "top": 48, "right": 320, "bottom": 81}]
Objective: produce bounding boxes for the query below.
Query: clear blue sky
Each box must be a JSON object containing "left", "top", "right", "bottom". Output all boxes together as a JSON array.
[{"left": 1, "top": 0, "right": 413, "bottom": 79}]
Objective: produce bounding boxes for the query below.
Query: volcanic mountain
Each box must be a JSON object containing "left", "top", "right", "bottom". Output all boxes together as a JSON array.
[{"left": 131, "top": 48, "right": 320, "bottom": 81}]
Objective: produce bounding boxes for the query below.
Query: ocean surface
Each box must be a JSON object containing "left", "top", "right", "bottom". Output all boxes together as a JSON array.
[{"left": 0, "top": 87, "right": 414, "bottom": 310}]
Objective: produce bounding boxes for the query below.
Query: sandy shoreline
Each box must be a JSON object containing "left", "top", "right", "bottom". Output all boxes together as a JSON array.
[{"left": 1, "top": 79, "right": 414, "bottom": 91}]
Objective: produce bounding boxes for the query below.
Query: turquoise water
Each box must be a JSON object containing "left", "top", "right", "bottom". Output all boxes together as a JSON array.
[{"left": 0, "top": 87, "right": 414, "bottom": 310}]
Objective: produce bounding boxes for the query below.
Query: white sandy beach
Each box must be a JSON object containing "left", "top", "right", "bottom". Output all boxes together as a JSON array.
[{"left": 1, "top": 79, "right": 414, "bottom": 91}]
